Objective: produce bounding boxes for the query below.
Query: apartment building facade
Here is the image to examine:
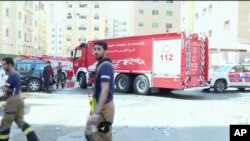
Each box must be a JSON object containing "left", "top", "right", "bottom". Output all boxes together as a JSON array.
[
  {"left": 59, "top": 1, "right": 107, "bottom": 56},
  {"left": 182, "top": 1, "right": 250, "bottom": 67},
  {"left": 129, "top": 0, "right": 181, "bottom": 36},
  {"left": 0, "top": 1, "right": 50, "bottom": 57}
]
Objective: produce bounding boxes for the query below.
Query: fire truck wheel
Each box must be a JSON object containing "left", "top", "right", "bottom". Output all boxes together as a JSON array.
[
  {"left": 79, "top": 73, "right": 87, "bottom": 89},
  {"left": 133, "top": 75, "right": 150, "bottom": 95},
  {"left": 115, "top": 74, "right": 132, "bottom": 93},
  {"left": 214, "top": 79, "right": 227, "bottom": 93},
  {"left": 28, "top": 79, "right": 41, "bottom": 92}
]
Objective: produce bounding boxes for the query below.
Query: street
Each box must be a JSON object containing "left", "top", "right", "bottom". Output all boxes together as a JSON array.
[{"left": 1, "top": 87, "right": 250, "bottom": 141}]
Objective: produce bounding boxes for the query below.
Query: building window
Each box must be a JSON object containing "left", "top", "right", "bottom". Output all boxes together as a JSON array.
[
  {"left": 122, "top": 22, "right": 127, "bottom": 26},
  {"left": 138, "top": 22, "right": 143, "bottom": 27},
  {"left": 224, "top": 20, "right": 230, "bottom": 30},
  {"left": 182, "top": 17, "right": 185, "bottom": 24},
  {"left": 152, "top": 23, "right": 159, "bottom": 28},
  {"left": 6, "top": 8, "right": 9, "bottom": 17},
  {"left": 35, "top": 37, "right": 37, "bottom": 43},
  {"left": 24, "top": 33, "right": 27, "bottom": 41},
  {"left": 79, "top": 15, "right": 87, "bottom": 19},
  {"left": 25, "top": 15, "right": 27, "bottom": 24},
  {"left": 208, "top": 30, "right": 212, "bottom": 38},
  {"left": 166, "top": 23, "right": 172, "bottom": 28},
  {"left": 167, "top": 0, "right": 173, "bottom": 3},
  {"left": 139, "top": 9, "right": 143, "bottom": 14},
  {"left": 79, "top": 4, "right": 87, "bottom": 8},
  {"left": 35, "top": 20, "right": 37, "bottom": 27},
  {"left": 59, "top": 41, "right": 61, "bottom": 44},
  {"left": 152, "top": 10, "right": 159, "bottom": 15},
  {"left": 203, "top": 8, "right": 207, "bottom": 16},
  {"left": 67, "top": 15, "right": 72, "bottom": 19},
  {"left": 52, "top": 34, "right": 55, "bottom": 37},
  {"left": 18, "top": 31, "right": 21, "bottom": 39},
  {"left": 166, "top": 10, "right": 172, "bottom": 16},
  {"left": 6, "top": 29, "right": 9, "bottom": 37},
  {"left": 51, "top": 41, "right": 55, "bottom": 44},
  {"left": 94, "top": 27, "right": 100, "bottom": 31},
  {"left": 67, "top": 38, "right": 71, "bottom": 42},
  {"left": 79, "top": 27, "right": 87, "bottom": 30},
  {"left": 18, "top": 12, "right": 22, "bottom": 19},
  {"left": 68, "top": 4, "right": 72, "bottom": 8},
  {"left": 195, "top": 13, "right": 199, "bottom": 20},
  {"left": 94, "top": 27, "right": 99, "bottom": 31},
  {"left": 208, "top": 4, "right": 213, "bottom": 13},
  {"left": 52, "top": 28, "right": 55, "bottom": 32},
  {"left": 67, "top": 26, "right": 72, "bottom": 30},
  {"left": 94, "top": 15, "right": 99, "bottom": 20},
  {"left": 94, "top": 3, "right": 99, "bottom": 8}
]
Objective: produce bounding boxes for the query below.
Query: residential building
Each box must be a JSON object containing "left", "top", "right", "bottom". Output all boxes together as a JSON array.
[
  {"left": 0, "top": 1, "right": 50, "bottom": 56},
  {"left": 189, "top": 1, "right": 250, "bottom": 66},
  {"left": 59, "top": 1, "right": 108, "bottom": 56},
  {"left": 129, "top": 0, "right": 181, "bottom": 36}
]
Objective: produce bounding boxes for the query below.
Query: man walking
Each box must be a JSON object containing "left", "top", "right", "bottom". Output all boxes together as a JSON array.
[
  {"left": 85, "top": 41, "right": 115, "bottom": 141},
  {"left": 0, "top": 57, "right": 39, "bottom": 141}
]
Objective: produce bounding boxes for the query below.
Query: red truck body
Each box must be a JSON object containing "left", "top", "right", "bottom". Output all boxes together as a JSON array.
[{"left": 71, "top": 32, "right": 209, "bottom": 94}]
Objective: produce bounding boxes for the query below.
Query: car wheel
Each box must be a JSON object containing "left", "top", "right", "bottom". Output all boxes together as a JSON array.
[
  {"left": 28, "top": 79, "right": 41, "bottom": 92},
  {"left": 115, "top": 74, "right": 132, "bottom": 93},
  {"left": 238, "top": 88, "right": 245, "bottom": 92},
  {"left": 214, "top": 80, "right": 227, "bottom": 93}
]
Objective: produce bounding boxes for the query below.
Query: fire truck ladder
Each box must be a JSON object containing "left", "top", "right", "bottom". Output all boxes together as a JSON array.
[
  {"left": 183, "top": 37, "right": 191, "bottom": 89},
  {"left": 198, "top": 40, "right": 207, "bottom": 86}
]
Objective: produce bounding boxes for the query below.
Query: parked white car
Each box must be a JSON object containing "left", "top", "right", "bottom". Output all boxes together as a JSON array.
[
  {"left": 0, "top": 64, "right": 7, "bottom": 87},
  {"left": 207, "top": 64, "right": 250, "bottom": 93}
]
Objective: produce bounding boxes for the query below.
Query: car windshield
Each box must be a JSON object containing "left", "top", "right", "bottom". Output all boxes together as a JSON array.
[{"left": 214, "top": 65, "right": 232, "bottom": 72}]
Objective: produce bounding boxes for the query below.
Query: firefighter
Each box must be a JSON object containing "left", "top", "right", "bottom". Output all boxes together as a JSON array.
[
  {"left": 42, "top": 61, "right": 52, "bottom": 93},
  {"left": 56, "top": 62, "right": 64, "bottom": 89},
  {"left": 84, "top": 41, "right": 115, "bottom": 141},
  {"left": 0, "top": 57, "right": 39, "bottom": 141}
]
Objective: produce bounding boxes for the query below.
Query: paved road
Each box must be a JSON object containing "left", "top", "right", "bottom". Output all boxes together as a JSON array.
[{"left": 0, "top": 88, "right": 250, "bottom": 141}]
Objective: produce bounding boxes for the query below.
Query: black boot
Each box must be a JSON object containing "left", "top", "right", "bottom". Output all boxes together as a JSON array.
[
  {"left": 22, "top": 122, "right": 39, "bottom": 141},
  {"left": 0, "top": 128, "right": 10, "bottom": 141}
]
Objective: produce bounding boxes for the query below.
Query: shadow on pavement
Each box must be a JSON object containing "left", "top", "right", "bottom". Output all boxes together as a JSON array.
[{"left": 9, "top": 124, "right": 228, "bottom": 141}]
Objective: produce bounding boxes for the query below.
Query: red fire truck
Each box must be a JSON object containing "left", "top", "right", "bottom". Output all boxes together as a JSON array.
[{"left": 71, "top": 32, "right": 209, "bottom": 95}]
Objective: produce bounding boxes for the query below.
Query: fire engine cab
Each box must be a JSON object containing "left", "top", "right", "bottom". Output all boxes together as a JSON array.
[{"left": 71, "top": 32, "right": 210, "bottom": 95}]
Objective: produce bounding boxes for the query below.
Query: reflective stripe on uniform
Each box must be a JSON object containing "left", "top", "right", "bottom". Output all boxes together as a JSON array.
[
  {"left": 0, "top": 134, "right": 9, "bottom": 139},
  {"left": 24, "top": 127, "right": 34, "bottom": 135},
  {"left": 101, "top": 75, "right": 110, "bottom": 79}
]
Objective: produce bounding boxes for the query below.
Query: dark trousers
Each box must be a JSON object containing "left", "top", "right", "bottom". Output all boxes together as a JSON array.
[{"left": 43, "top": 78, "right": 50, "bottom": 91}]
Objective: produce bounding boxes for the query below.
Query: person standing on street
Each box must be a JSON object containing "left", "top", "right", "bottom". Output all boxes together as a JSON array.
[
  {"left": 0, "top": 57, "right": 39, "bottom": 141},
  {"left": 42, "top": 61, "right": 52, "bottom": 93},
  {"left": 85, "top": 41, "right": 115, "bottom": 141},
  {"left": 56, "top": 62, "right": 64, "bottom": 89}
]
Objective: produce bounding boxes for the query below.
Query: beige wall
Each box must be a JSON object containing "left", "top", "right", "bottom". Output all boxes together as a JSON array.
[
  {"left": 237, "top": 2, "right": 250, "bottom": 44},
  {"left": 130, "top": 1, "right": 181, "bottom": 36}
]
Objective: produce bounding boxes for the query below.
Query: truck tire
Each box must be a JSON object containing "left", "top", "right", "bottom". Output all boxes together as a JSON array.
[
  {"left": 79, "top": 73, "right": 87, "bottom": 89},
  {"left": 115, "top": 74, "right": 132, "bottom": 93},
  {"left": 214, "top": 79, "right": 227, "bottom": 93},
  {"left": 133, "top": 75, "right": 150, "bottom": 95},
  {"left": 28, "top": 79, "right": 41, "bottom": 92}
]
